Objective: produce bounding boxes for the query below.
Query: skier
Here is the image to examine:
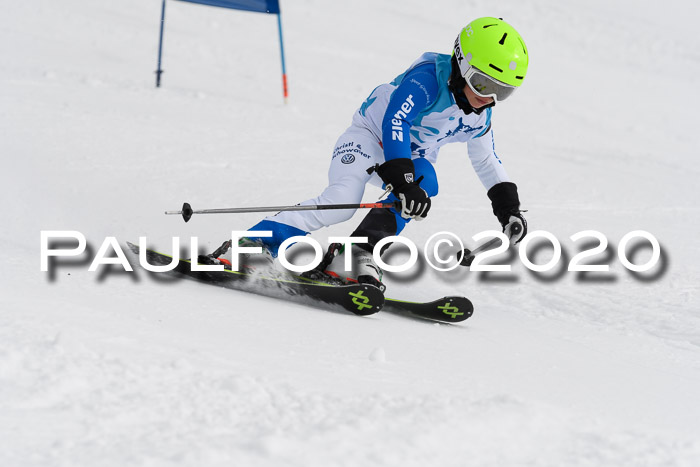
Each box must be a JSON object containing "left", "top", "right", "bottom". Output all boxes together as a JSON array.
[{"left": 205, "top": 17, "right": 530, "bottom": 288}]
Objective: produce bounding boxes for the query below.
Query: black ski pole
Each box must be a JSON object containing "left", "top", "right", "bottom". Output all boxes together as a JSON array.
[
  {"left": 460, "top": 223, "right": 523, "bottom": 266},
  {"left": 459, "top": 237, "right": 502, "bottom": 266},
  {"left": 165, "top": 201, "right": 401, "bottom": 223}
]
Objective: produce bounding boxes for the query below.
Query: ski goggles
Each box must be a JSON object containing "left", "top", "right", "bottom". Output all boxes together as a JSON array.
[{"left": 464, "top": 66, "right": 516, "bottom": 102}]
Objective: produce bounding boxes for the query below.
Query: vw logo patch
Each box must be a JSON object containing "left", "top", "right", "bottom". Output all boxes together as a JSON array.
[{"left": 341, "top": 154, "right": 356, "bottom": 164}]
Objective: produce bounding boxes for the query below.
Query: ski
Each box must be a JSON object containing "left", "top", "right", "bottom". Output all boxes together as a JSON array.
[
  {"left": 126, "top": 243, "right": 384, "bottom": 316},
  {"left": 383, "top": 296, "right": 474, "bottom": 323},
  {"left": 297, "top": 272, "right": 474, "bottom": 324},
  {"left": 127, "top": 243, "right": 473, "bottom": 323}
]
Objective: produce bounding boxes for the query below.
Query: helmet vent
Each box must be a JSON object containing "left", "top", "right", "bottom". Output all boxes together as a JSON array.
[
  {"left": 483, "top": 24, "right": 499, "bottom": 28},
  {"left": 515, "top": 76, "right": 524, "bottom": 80},
  {"left": 499, "top": 33, "right": 508, "bottom": 45},
  {"left": 489, "top": 64, "right": 504, "bottom": 73},
  {"left": 518, "top": 38, "right": 527, "bottom": 55}
]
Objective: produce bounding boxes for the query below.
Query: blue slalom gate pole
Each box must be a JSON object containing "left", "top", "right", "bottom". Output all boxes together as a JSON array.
[
  {"left": 156, "top": 0, "right": 167, "bottom": 87},
  {"left": 277, "top": 11, "right": 288, "bottom": 103}
]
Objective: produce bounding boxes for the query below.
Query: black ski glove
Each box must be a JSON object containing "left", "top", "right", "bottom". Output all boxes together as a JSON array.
[
  {"left": 487, "top": 182, "right": 527, "bottom": 244},
  {"left": 375, "top": 158, "right": 431, "bottom": 220}
]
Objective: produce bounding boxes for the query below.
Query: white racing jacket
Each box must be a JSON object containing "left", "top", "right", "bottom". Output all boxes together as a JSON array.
[{"left": 351, "top": 52, "right": 510, "bottom": 190}]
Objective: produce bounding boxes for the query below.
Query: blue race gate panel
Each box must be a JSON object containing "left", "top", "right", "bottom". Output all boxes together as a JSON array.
[{"left": 176, "top": 0, "right": 279, "bottom": 14}]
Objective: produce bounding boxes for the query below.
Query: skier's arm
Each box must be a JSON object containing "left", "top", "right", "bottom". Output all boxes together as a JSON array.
[
  {"left": 380, "top": 64, "right": 438, "bottom": 160},
  {"left": 373, "top": 64, "right": 439, "bottom": 220},
  {"left": 467, "top": 128, "right": 527, "bottom": 244},
  {"left": 466, "top": 127, "right": 510, "bottom": 190}
]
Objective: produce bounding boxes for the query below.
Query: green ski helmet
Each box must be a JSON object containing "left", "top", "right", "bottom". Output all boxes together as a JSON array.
[{"left": 453, "top": 17, "right": 528, "bottom": 102}]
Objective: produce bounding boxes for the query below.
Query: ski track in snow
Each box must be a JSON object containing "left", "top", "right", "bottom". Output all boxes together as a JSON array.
[
  {"left": 2, "top": 319, "right": 699, "bottom": 467},
  {"left": 2, "top": 0, "right": 700, "bottom": 465}
]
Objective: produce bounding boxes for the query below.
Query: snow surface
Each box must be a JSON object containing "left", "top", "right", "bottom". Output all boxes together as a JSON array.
[{"left": 2, "top": 0, "right": 700, "bottom": 465}]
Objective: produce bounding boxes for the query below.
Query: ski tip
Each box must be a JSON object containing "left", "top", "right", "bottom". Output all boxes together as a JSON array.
[
  {"left": 346, "top": 284, "right": 384, "bottom": 316},
  {"left": 383, "top": 295, "right": 474, "bottom": 323},
  {"left": 437, "top": 296, "right": 474, "bottom": 322}
]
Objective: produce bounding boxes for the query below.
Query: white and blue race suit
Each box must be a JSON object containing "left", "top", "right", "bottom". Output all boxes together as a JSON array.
[{"left": 249, "top": 52, "right": 511, "bottom": 254}]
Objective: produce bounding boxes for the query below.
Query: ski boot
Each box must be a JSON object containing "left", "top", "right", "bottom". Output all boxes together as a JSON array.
[
  {"left": 198, "top": 238, "right": 274, "bottom": 272},
  {"left": 350, "top": 244, "right": 385, "bottom": 292},
  {"left": 302, "top": 243, "right": 386, "bottom": 292},
  {"left": 197, "top": 240, "right": 233, "bottom": 268}
]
